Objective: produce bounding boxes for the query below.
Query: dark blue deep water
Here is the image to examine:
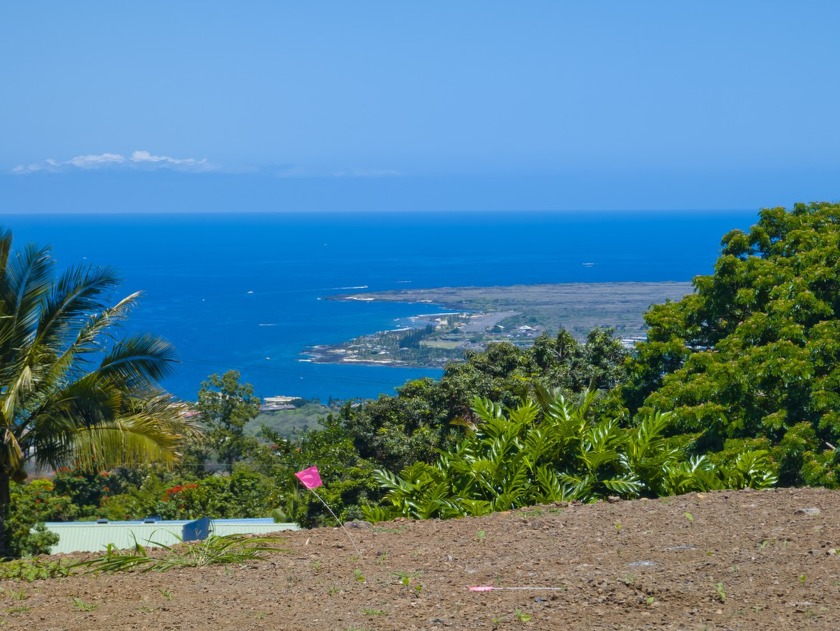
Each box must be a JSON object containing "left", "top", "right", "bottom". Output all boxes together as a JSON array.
[{"left": 3, "top": 211, "right": 756, "bottom": 401}]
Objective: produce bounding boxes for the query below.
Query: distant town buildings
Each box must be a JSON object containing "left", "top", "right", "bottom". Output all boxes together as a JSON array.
[{"left": 261, "top": 395, "right": 302, "bottom": 412}]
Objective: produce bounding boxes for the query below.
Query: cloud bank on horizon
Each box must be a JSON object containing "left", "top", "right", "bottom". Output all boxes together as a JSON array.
[
  {"left": 11, "top": 152, "right": 402, "bottom": 180},
  {"left": 12, "top": 150, "right": 215, "bottom": 174}
]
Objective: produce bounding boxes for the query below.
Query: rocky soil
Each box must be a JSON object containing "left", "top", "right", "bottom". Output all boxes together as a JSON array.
[{"left": 2, "top": 487, "right": 839, "bottom": 630}]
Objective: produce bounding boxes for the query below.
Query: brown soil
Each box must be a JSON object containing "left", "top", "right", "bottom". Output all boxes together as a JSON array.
[{"left": 3, "top": 488, "right": 840, "bottom": 630}]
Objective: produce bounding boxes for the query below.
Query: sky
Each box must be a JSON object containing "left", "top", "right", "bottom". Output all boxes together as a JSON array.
[{"left": 2, "top": 1, "right": 839, "bottom": 213}]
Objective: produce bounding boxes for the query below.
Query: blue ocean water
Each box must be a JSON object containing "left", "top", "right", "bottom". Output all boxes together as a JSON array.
[{"left": 4, "top": 211, "right": 756, "bottom": 401}]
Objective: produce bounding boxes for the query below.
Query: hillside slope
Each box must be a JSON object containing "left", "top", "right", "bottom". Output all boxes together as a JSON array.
[{"left": 3, "top": 487, "right": 839, "bottom": 630}]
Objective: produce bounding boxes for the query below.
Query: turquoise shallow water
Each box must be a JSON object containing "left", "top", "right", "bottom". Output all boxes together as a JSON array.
[{"left": 4, "top": 211, "right": 755, "bottom": 401}]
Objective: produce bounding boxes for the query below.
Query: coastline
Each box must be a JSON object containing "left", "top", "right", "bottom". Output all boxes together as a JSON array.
[{"left": 306, "top": 281, "right": 693, "bottom": 368}]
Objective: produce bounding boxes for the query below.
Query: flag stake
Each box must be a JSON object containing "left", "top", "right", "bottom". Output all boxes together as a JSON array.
[
  {"left": 307, "top": 487, "right": 362, "bottom": 557},
  {"left": 295, "top": 466, "right": 362, "bottom": 557}
]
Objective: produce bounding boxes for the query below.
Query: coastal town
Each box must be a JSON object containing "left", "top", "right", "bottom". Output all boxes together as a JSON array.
[
  {"left": 303, "top": 310, "right": 539, "bottom": 367},
  {"left": 303, "top": 282, "right": 692, "bottom": 368}
]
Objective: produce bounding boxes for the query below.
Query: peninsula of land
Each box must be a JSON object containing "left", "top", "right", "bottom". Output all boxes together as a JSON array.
[{"left": 303, "top": 281, "right": 693, "bottom": 368}]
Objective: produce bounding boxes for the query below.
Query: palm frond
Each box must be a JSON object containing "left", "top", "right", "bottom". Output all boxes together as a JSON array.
[
  {"left": 535, "top": 466, "right": 575, "bottom": 502},
  {"left": 35, "top": 265, "right": 123, "bottom": 350},
  {"left": 96, "top": 334, "right": 177, "bottom": 389},
  {"left": 0, "top": 228, "right": 191, "bottom": 528},
  {"left": 38, "top": 395, "right": 193, "bottom": 471},
  {"left": 602, "top": 475, "right": 643, "bottom": 497},
  {"left": 53, "top": 291, "right": 141, "bottom": 364},
  {"left": 1, "top": 429, "right": 24, "bottom": 475},
  {"left": 470, "top": 396, "right": 504, "bottom": 423},
  {"left": 0, "top": 229, "right": 12, "bottom": 277},
  {"left": 1, "top": 243, "right": 53, "bottom": 341},
  {"left": 70, "top": 421, "right": 181, "bottom": 469}
]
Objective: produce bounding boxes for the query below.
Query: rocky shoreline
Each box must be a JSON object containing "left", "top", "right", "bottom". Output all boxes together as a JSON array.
[{"left": 306, "top": 281, "right": 693, "bottom": 368}]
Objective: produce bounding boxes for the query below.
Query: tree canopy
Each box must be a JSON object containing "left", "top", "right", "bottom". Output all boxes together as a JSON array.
[
  {"left": 196, "top": 370, "right": 260, "bottom": 473},
  {"left": 623, "top": 202, "right": 840, "bottom": 485}
]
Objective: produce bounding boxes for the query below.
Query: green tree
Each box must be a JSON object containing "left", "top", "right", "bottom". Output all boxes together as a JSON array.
[
  {"left": 623, "top": 202, "right": 840, "bottom": 484},
  {"left": 197, "top": 371, "right": 260, "bottom": 473},
  {"left": 0, "top": 229, "right": 198, "bottom": 557}
]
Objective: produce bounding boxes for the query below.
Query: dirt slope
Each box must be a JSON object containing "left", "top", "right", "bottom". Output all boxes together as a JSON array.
[{"left": 2, "top": 487, "right": 839, "bottom": 630}]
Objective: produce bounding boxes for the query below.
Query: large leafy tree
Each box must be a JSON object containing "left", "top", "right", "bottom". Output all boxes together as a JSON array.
[
  {"left": 0, "top": 229, "right": 197, "bottom": 557},
  {"left": 623, "top": 202, "right": 840, "bottom": 484},
  {"left": 196, "top": 370, "right": 260, "bottom": 473}
]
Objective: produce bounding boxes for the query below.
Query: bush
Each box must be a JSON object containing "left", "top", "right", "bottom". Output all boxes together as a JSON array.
[
  {"left": 366, "top": 390, "right": 776, "bottom": 522},
  {"left": 3, "top": 480, "right": 71, "bottom": 557}
]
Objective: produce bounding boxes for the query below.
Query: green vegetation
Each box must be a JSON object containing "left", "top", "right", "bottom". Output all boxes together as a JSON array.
[
  {"left": 363, "top": 390, "right": 774, "bottom": 521},
  {"left": 248, "top": 401, "right": 336, "bottom": 439},
  {"left": 5, "top": 203, "right": 840, "bottom": 550},
  {"left": 194, "top": 370, "right": 261, "bottom": 473},
  {"left": 514, "top": 609, "right": 532, "bottom": 623},
  {"left": 332, "top": 329, "right": 628, "bottom": 474},
  {"left": 624, "top": 202, "right": 840, "bottom": 485},
  {"left": 713, "top": 581, "right": 727, "bottom": 603},
  {"left": 0, "top": 558, "right": 74, "bottom": 582},
  {"left": 0, "top": 229, "right": 197, "bottom": 558},
  {"left": 71, "top": 597, "right": 96, "bottom": 611},
  {"left": 76, "top": 534, "right": 284, "bottom": 574}
]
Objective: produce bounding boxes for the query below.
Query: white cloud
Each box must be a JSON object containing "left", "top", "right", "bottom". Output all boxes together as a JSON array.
[
  {"left": 130, "top": 150, "right": 210, "bottom": 170},
  {"left": 11, "top": 153, "right": 398, "bottom": 178},
  {"left": 67, "top": 152, "right": 126, "bottom": 169},
  {"left": 11, "top": 150, "right": 215, "bottom": 174}
]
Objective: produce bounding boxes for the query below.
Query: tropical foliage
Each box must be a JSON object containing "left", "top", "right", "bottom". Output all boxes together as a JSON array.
[
  {"left": 9, "top": 203, "right": 840, "bottom": 541},
  {"left": 0, "top": 229, "right": 198, "bottom": 556},
  {"left": 334, "top": 328, "right": 628, "bottom": 473},
  {"left": 365, "top": 391, "right": 775, "bottom": 521},
  {"left": 5, "top": 480, "right": 64, "bottom": 557}
]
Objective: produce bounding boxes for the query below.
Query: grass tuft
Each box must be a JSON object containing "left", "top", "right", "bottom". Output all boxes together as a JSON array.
[{"left": 75, "top": 533, "right": 285, "bottom": 574}]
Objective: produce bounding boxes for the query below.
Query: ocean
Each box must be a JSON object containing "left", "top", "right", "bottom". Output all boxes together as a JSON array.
[{"left": 4, "top": 211, "right": 756, "bottom": 401}]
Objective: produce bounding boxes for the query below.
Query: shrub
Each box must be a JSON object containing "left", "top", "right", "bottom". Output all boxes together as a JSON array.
[{"left": 366, "top": 390, "right": 776, "bottom": 521}]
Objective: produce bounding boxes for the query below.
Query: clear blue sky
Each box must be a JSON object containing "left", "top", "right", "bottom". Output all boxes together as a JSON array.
[{"left": 2, "top": 1, "right": 839, "bottom": 212}]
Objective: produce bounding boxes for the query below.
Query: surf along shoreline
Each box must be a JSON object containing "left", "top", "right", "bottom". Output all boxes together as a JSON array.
[{"left": 303, "top": 281, "right": 693, "bottom": 368}]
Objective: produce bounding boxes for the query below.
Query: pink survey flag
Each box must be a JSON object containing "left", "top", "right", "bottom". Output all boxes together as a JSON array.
[{"left": 295, "top": 466, "right": 323, "bottom": 489}]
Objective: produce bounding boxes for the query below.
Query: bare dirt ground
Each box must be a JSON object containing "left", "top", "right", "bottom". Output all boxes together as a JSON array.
[{"left": 3, "top": 487, "right": 840, "bottom": 630}]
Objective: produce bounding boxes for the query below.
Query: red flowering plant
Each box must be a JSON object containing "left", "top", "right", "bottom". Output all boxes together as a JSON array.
[{"left": 158, "top": 482, "right": 202, "bottom": 519}]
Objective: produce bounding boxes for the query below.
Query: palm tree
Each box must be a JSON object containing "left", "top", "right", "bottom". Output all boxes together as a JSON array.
[{"left": 0, "top": 229, "right": 199, "bottom": 557}]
